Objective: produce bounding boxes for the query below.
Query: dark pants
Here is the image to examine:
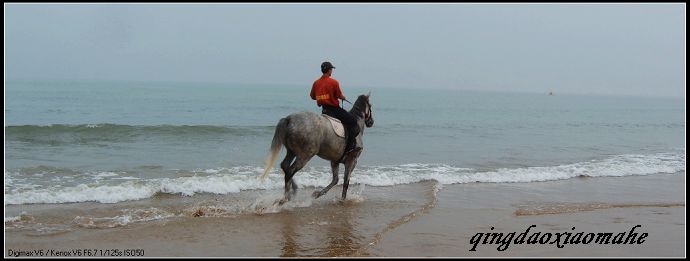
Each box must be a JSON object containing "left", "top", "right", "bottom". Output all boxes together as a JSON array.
[{"left": 322, "top": 104, "right": 359, "bottom": 150}]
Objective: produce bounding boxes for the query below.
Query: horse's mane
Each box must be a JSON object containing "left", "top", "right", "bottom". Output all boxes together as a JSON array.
[{"left": 349, "top": 95, "right": 369, "bottom": 118}]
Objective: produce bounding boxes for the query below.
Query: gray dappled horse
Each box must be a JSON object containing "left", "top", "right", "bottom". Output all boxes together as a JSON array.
[{"left": 261, "top": 93, "right": 374, "bottom": 205}]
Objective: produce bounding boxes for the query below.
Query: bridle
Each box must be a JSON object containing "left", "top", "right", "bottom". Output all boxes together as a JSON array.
[
  {"left": 343, "top": 95, "right": 373, "bottom": 127},
  {"left": 364, "top": 99, "right": 373, "bottom": 127}
]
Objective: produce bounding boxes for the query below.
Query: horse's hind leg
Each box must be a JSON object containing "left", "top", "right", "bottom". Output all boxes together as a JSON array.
[
  {"left": 313, "top": 161, "right": 339, "bottom": 199},
  {"left": 280, "top": 155, "right": 312, "bottom": 204},
  {"left": 278, "top": 149, "right": 296, "bottom": 205},
  {"left": 285, "top": 157, "right": 310, "bottom": 198}
]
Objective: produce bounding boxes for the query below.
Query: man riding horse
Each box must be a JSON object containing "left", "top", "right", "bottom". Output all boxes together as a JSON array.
[
  {"left": 261, "top": 61, "right": 374, "bottom": 204},
  {"left": 310, "top": 61, "right": 362, "bottom": 157}
]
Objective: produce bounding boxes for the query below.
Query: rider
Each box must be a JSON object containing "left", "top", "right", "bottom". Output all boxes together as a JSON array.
[{"left": 310, "top": 61, "right": 361, "bottom": 155}]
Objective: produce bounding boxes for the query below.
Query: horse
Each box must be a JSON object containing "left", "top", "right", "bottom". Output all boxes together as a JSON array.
[{"left": 261, "top": 93, "right": 374, "bottom": 205}]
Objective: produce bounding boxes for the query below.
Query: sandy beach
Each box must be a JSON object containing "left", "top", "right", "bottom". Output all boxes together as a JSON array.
[
  {"left": 5, "top": 3, "right": 686, "bottom": 259},
  {"left": 5, "top": 172, "right": 684, "bottom": 257}
]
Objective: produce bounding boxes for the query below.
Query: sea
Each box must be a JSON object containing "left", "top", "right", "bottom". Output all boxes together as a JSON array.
[{"left": 4, "top": 80, "right": 685, "bottom": 226}]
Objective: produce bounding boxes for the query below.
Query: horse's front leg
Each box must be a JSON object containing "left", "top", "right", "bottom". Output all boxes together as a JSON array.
[
  {"left": 342, "top": 153, "right": 360, "bottom": 200},
  {"left": 313, "top": 161, "right": 340, "bottom": 199}
]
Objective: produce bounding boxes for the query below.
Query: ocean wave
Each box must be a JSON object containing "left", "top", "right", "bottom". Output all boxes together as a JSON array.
[
  {"left": 5, "top": 124, "right": 276, "bottom": 145},
  {"left": 6, "top": 122, "right": 684, "bottom": 145},
  {"left": 4, "top": 151, "right": 684, "bottom": 205}
]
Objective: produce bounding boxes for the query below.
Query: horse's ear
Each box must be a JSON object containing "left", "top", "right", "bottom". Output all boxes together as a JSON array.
[{"left": 367, "top": 91, "right": 371, "bottom": 98}]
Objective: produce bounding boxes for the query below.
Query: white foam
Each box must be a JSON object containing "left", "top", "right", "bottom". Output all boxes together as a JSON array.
[
  {"left": 73, "top": 208, "right": 176, "bottom": 228},
  {"left": 4, "top": 212, "right": 34, "bottom": 223},
  {"left": 91, "top": 171, "right": 120, "bottom": 180},
  {"left": 6, "top": 182, "right": 159, "bottom": 204},
  {"left": 5, "top": 151, "right": 684, "bottom": 205},
  {"left": 5, "top": 216, "right": 22, "bottom": 222},
  {"left": 112, "top": 176, "right": 140, "bottom": 180}
]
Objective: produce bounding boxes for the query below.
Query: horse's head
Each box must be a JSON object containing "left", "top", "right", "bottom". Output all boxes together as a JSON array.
[
  {"left": 356, "top": 92, "right": 374, "bottom": 128},
  {"left": 364, "top": 92, "right": 374, "bottom": 127}
]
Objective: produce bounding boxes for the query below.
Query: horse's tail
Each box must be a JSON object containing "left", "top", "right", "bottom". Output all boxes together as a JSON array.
[{"left": 261, "top": 117, "right": 289, "bottom": 183}]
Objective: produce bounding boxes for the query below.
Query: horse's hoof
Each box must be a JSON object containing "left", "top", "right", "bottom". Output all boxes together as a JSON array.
[
  {"left": 312, "top": 191, "right": 322, "bottom": 199},
  {"left": 275, "top": 198, "right": 288, "bottom": 206},
  {"left": 255, "top": 206, "right": 266, "bottom": 215}
]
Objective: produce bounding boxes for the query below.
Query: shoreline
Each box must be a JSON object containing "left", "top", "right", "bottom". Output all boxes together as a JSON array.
[{"left": 5, "top": 172, "right": 686, "bottom": 257}]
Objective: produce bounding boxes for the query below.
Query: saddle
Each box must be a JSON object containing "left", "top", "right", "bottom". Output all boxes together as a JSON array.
[{"left": 322, "top": 114, "right": 346, "bottom": 138}]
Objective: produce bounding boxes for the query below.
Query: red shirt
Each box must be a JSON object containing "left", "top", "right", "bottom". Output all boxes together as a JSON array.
[{"left": 310, "top": 75, "right": 344, "bottom": 107}]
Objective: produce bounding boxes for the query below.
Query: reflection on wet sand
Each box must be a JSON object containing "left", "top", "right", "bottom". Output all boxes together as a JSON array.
[
  {"left": 279, "top": 211, "right": 300, "bottom": 257},
  {"left": 279, "top": 201, "right": 369, "bottom": 257},
  {"left": 277, "top": 182, "right": 441, "bottom": 257},
  {"left": 320, "top": 203, "right": 369, "bottom": 257}
]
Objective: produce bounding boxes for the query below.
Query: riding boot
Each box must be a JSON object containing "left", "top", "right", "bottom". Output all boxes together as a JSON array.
[
  {"left": 344, "top": 125, "right": 361, "bottom": 154},
  {"left": 344, "top": 134, "right": 354, "bottom": 153},
  {"left": 338, "top": 137, "right": 358, "bottom": 164}
]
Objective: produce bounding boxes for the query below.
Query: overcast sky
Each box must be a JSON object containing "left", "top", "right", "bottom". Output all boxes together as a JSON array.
[{"left": 5, "top": 4, "right": 685, "bottom": 97}]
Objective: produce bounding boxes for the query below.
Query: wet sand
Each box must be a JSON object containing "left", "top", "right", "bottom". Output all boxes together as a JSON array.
[
  {"left": 5, "top": 173, "right": 685, "bottom": 257},
  {"left": 372, "top": 173, "right": 685, "bottom": 257}
]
